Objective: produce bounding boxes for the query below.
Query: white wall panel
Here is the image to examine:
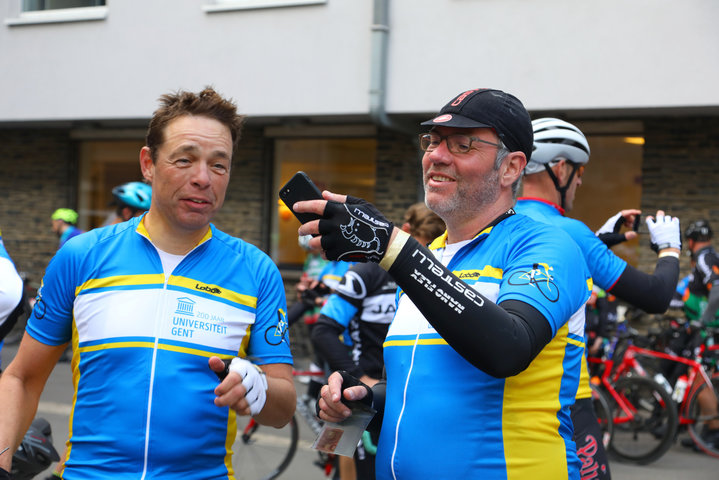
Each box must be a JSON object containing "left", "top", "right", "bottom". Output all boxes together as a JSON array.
[{"left": 1, "top": 0, "right": 717, "bottom": 123}]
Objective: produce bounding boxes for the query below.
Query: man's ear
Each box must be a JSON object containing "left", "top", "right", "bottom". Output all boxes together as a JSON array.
[
  {"left": 140, "top": 147, "right": 154, "bottom": 183},
  {"left": 501, "top": 152, "right": 527, "bottom": 187},
  {"left": 550, "top": 159, "right": 571, "bottom": 183}
]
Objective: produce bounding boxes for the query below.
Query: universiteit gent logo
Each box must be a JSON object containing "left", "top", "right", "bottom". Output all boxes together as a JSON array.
[{"left": 175, "top": 297, "right": 196, "bottom": 316}]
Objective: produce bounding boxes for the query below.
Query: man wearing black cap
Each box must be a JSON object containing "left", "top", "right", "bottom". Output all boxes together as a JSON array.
[{"left": 294, "top": 88, "right": 590, "bottom": 479}]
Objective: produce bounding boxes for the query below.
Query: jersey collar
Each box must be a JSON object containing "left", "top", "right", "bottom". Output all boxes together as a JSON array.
[
  {"left": 517, "top": 196, "right": 565, "bottom": 216},
  {"left": 429, "top": 208, "right": 515, "bottom": 250},
  {"left": 135, "top": 213, "right": 213, "bottom": 249}
]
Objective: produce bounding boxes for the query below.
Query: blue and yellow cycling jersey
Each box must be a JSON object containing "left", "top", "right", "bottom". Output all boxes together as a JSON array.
[
  {"left": 516, "top": 198, "right": 626, "bottom": 399},
  {"left": 27, "top": 216, "right": 292, "bottom": 480},
  {"left": 378, "top": 213, "right": 590, "bottom": 480}
]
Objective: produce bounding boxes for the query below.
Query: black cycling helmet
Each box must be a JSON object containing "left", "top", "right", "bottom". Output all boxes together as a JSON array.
[
  {"left": 112, "top": 181, "right": 152, "bottom": 211},
  {"left": 11, "top": 418, "right": 61, "bottom": 480},
  {"left": 684, "top": 219, "right": 713, "bottom": 242}
]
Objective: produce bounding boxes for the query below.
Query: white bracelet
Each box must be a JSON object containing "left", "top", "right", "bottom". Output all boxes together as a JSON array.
[{"left": 658, "top": 250, "right": 680, "bottom": 259}]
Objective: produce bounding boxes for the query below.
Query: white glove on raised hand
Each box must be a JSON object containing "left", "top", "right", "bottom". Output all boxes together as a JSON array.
[
  {"left": 645, "top": 212, "right": 681, "bottom": 252},
  {"left": 229, "top": 357, "right": 269, "bottom": 415}
]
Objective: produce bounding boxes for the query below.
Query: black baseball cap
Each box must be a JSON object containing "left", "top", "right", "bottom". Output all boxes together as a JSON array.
[{"left": 421, "top": 88, "right": 533, "bottom": 160}]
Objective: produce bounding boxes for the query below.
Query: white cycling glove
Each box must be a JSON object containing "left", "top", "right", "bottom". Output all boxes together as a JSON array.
[
  {"left": 645, "top": 213, "right": 681, "bottom": 252},
  {"left": 595, "top": 211, "right": 630, "bottom": 247},
  {"left": 229, "top": 357, "right": 268, "bottom": 415}
]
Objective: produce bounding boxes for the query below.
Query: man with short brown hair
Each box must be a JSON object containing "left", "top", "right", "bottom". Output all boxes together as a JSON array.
[{"left": 0, "top": 87, "right": 295, "bottom": 479}]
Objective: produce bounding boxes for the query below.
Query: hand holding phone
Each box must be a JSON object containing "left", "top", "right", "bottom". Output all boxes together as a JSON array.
[{"left": 279, "top": 171, "right": 324, "bottom": 224}]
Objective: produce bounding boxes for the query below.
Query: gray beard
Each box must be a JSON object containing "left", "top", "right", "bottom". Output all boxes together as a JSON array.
[{"left": 425, "top": 168, "right": 501, "bottom": 220}]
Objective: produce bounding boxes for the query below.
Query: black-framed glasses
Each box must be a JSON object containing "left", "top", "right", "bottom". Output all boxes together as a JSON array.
[{"left": 419, "top": 132, "right": 501, "bottom": 154}]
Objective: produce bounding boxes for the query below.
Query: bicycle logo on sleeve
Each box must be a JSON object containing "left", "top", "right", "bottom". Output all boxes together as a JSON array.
[
  {"left": 508, "top": 263, "right": 560, "bottom": 302},
  {"left": 265, "top": 309, "right": 289, "bottom": 346}
]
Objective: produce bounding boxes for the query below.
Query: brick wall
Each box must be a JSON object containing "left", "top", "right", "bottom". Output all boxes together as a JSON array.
[
  {"left": 374, "top": 129, "right": 424, "bottom": 222},
  {"left": 0, "top": 129, "right": 76, "bottom": 284},
  {"left": 211, "top": 126, "right": 269, "bottom": 250},
  {"left": 640, "top": 117, "right": 719, "bottom": 277}
]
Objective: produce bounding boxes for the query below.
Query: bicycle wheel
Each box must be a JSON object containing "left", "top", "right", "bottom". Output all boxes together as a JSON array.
[
  {"left": 591, "top": 384, "right": 614, "bottom": 449},
  {"left": 608, "top": 375, "right": 678, "bottom": 464},
  {"left": 232, "top": 415, "right": 299, "bottom": 480},
  {"left": 686, "top": 373, "right": 719, "bottom": 458}
]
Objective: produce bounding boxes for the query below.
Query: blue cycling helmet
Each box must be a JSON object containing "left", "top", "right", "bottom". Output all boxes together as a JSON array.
[{"left": 112, "top": 182, "right": 152, "bottom": 211}]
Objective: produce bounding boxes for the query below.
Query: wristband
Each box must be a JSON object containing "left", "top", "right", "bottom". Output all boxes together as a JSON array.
[
  {"left": 379, "top": 230, "right": 411, "bottom": 271},
  {"left": 658, "top": 250, "right": 680, "bottom": 259}
]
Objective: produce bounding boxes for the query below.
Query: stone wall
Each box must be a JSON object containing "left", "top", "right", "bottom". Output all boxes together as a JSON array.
[
  {"left": 640, "top": 117, "right": 719, "bottom": 278},
  {"left": 0, "top": 129, "right": 76, "bottom": 284}
]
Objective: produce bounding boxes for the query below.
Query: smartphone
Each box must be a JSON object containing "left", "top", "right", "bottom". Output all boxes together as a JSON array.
[
  {"left": 632, "top": 213, "right": 641, "bottom": 232},
  {"left": 278, "top": 171, "right": 324, "bottom": 224}
]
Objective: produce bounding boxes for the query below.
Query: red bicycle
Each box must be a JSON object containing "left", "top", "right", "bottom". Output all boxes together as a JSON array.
[{"left": 589, "top": 323, "right": 719, "bottom": 462}]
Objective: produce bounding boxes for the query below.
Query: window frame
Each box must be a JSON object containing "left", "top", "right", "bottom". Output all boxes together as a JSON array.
[
  {"left": 6, "top": 1, "right": 107, "bottom": 26},
  {"left": 203, "top": 0, "right": 326, "bottom": 14}
]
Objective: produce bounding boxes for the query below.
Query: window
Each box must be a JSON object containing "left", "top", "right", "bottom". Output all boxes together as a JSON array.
[
  {"left": 6, "top": 0, "right": 107, "bottom": 25},
  {"left": 273, "top": 138, "right": 377, "bottom": 268},
  {"left": 22, "top": 0, "right": 105, "bottom": 11},
  {"left": 77, "top": 139, "right": 146, "bottom": 231}
]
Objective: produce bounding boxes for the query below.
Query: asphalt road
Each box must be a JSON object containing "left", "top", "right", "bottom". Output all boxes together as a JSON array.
[{"left": 2, "top": 342, "right": 717, "bottom": 479}]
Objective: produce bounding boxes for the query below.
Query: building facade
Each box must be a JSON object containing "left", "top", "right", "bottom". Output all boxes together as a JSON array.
[{"left": 1, "top": 1, "right": 718, "bottom": 354}]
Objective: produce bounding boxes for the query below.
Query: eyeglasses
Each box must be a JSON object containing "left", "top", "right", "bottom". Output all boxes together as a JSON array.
[{"left": 419, "top": 132, "right": 501, "bottom": 154}]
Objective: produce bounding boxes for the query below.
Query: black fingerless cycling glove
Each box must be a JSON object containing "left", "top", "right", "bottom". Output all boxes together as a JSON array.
[{"left": 319, "top": 196, "right": 393, "bottom": 263}]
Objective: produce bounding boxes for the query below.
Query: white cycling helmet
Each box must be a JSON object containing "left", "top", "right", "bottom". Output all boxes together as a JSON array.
[{"left": 525, "top": 118, "right": 590, "bottom": 175}]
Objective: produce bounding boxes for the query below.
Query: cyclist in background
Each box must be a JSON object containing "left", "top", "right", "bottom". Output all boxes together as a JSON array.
[
  {"left": 303, "top": 88, "right": 591, "bottom": 479},
  {"left": 50, "top": 208, "right": 83, "bottom": 249},
  {"left": 0, "top": 227, "right": 23, "bottom": 372},
  {"left": 311, "top": 203, "right": 445, "bottom": 479},
  {"left": 516, "top": 117, "right": 681, "bottom": 479},
  {"left": 677, "top": 219, "right": 719, "bottom": 449},
  {"left": 110, "top": 181, "right": 153, "bottom": 223}
]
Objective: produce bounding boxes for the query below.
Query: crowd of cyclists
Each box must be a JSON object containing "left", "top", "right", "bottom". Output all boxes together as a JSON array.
[{"left": 0, "top": 85, "right": 717, "bottom": 480}]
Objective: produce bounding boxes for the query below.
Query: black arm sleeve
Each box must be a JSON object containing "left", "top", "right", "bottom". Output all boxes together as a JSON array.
[
  {"left": 385, "top": 237, "right": 552, "bottom": 378},
  {"left": 311, "top": 313, "right": 362, "bottom": 378},
  {"left": 609, "top": 256, "right": 679, "bottom": 313}
]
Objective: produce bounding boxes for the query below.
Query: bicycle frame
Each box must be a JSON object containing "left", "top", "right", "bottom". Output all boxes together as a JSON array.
[{"left": 592, "top": 338, "right": 717, "bottom": 428}]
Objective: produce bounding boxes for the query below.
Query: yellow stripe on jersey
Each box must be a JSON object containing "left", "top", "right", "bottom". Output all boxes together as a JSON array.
[
  {"left": 76, "top": 274, "right": 165, "bottom": 295},
  {"left": 503, "top": 323, "right": 572, "bottom": 479},
  {"left": 383, "top": 338, "right": 449, "bottom": 348},
  {"left": 566, "top": 336, "right": 585, "bottom": 349},
  {"left": 170, "top": 276, "right": 257, "bottom": 309},
  {"left": 77, "top": 341, "right": 242, "bottom": 359},
  {"left": 576, "top": 357, "right": 593, "bottom": 400},
  {"left": 456, "top": 266, "right": 503, "bottom": 281}
]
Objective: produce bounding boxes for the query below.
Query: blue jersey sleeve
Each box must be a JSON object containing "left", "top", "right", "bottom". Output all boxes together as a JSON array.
[
  {"left": 497, "top": 226, "right": 591, "bottom": 336},
  {"left": 27, "top": 239, "right": 86, "bottom": 345},
  {"left": 319, "top": 295, "right": 358, "bottom": 328},
  {"left": 559, "top": 217, "right": 626, "bottom": 290}
]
